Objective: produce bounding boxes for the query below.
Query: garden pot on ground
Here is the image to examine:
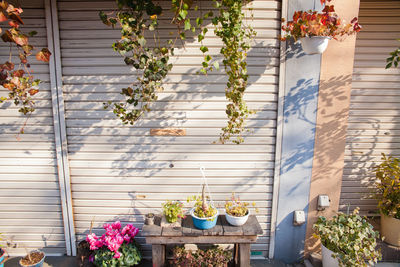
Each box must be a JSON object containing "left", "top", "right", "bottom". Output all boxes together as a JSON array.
[
  {"left": 380, "top": 214, "right": 400, "bottom": 247},
  {"left": 19, "top": 251, "right": 45, "bottom": 267},
  {"left": 300, "top": 36, "right": 330, "bottom": 55},
  {"left": 190, "top": 208, "right": 219, "bottom": 230},
  {"left": 321, "top": 244, "right": 339, "bottom": 267},
  {"left": 225, "top": 211, "right": 249, "bottom": 226}
]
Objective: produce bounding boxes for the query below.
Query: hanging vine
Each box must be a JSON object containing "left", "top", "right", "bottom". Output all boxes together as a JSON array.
[
  {"left": 0, "top": 1, "right": 51, "bottom": 131},
  {"left": 101, "top": 0, "right": 256, "bottom": 144}
]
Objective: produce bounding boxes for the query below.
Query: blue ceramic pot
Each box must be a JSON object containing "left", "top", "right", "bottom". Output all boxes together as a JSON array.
[{"left": 190, "top": 208, "right": 219, "bottom": 230}]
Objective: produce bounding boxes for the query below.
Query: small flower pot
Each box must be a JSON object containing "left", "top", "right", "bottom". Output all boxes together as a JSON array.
[
  {"left": 190, "top": 208, "right": 219, "bottom": 230},
  {"left": 225, "top": 211, "right": 249, "bottom": 226},
  {"left": 145, "top": 213, "right": 155, "bottom": 225},
  {"left": 19, "top": 251, "right": 45, "bottom": 267},
  {"left": 300, "top": 36, "right": 330, "bottom": 55},
  {"left": 380, "top": 214, "right": 400, "bottom": 247},
  {"left": 321, "top": 244, "right": 339, "bottom": 267}
]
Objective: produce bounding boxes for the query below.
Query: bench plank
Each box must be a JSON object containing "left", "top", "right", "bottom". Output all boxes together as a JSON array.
[
  {"left": 221, "top": 215, "right": 243, "bottom": 236},
  {"left": 182, "top": 216, "right": 203, "bottom": 236},
  {"left": 242, "top": 215, "right": 263, "bottom": 235},
  {"left": 203, "top": 215, "right": 223, "bottom": 236}
]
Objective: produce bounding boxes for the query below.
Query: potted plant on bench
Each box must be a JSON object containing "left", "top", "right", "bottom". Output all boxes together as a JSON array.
[
  {"left": 280, "top": 0, "right": 361, "bottom": 54},
  {"left": 225, "top": 193, "right": 257, "bottom": 226},
  {"left": 374, "top": 153, "right": 400, "bottom": 247},
  {"left": 313, "top": 208, "right": 381, "bottom": 267},
  {"left": 188, "top": 184, "right": 219, "bottom": 230},
  {"left": 162, "top": 200, "right": 186, "bottom": 225}
]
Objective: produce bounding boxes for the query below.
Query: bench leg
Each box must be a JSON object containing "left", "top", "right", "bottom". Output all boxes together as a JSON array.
[
  {"left": 152, "top": 244, "right": 166, "bottom": 267},
  {"left": 239, "top": 243, "right": 251, "bottom": 267}
]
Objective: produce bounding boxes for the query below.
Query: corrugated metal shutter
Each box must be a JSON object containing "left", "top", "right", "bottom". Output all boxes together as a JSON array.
[
  {"left": 58, "top": 0, "right": 280, "bottom": 258},
  {"left": 0, "top": 0, "right": 67, "bottom": 255},
  {"left": 340, "top": 0, "right": 400, "bottom": 215}
]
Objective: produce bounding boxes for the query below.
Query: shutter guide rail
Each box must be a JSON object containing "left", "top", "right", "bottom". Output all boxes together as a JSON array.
[{"left": 45, "top": 0, "right": 76, "bottom": 256}]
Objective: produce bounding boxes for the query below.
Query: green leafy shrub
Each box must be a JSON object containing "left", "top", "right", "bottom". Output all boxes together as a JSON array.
[
  {"left": 374, "top": 153, "right": 400, "bottom": 219},
  {"left": 313, "top": 208, "right": 381, "bottom": 267},
  {"left": 170, "top": 246, "right": 232, "bottom": 267},
  {"left": 93, "top": 242, "right": 141, "bottom": 267},
  {"left": 162, "top": 200, "right": 186, "bottom": 223}
]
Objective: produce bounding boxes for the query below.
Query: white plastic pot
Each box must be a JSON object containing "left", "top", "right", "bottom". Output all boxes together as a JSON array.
[
  {"left": 380, "top": 214, "right": 400, "bottom": 247},
  {"left": 321, "top": 244, "right": 339, "bottom": 267},
  {"left": 300, "top": 36, "right": 330, "bottom": 55},
  {"left": 225, "top": 211, "right": 249, "bottom": 226}
]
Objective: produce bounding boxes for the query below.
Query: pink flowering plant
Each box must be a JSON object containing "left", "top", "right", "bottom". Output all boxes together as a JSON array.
[{"left": 86, "top": 221, "right": 141, "bottom": 266}]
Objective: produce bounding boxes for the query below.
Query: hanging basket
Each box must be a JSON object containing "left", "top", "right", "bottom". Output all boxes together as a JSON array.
[
  {"left": 191, "top": 208, "right": 219, "bottom": 230},
  {"left": 300, "top": 36, "right": 330, "bottom": 55}
]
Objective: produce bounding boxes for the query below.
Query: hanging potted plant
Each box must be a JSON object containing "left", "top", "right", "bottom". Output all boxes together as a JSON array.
[
  {"left": 280, "top": 0, "right": 361, "bottom": 54},
  {"left": 225, "top": 193, "right": 257, "bottom": 226},
  {"left": 313, "top": 208, "right": 381, "bottom": 267},
  {"left": 19, "top": 250, "right": 45, "bottom": 267},
  {"left": 374, "top": 153, "right": 400, "bottom": 247},
  {"left": 188, "top": 184, "right": 219, "bottom": 230}
]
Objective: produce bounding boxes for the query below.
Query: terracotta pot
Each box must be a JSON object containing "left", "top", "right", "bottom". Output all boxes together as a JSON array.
[
  {"left": 380, "top": 214, "right": 400, "bottom": 247},
  {"left": 300, "top": 36, "right": 330, "bottom": 55}
]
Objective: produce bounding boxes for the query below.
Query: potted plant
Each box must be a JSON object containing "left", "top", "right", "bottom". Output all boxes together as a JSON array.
[
  {"left": 19, "top": 250, "right": 45, "bottom": 267},
  {"left": 225, "top": 193, "right": 257, "bottom": 226},
  {"left": 280, "top": 0, "right": 361, "bottom": 54},
  {"left": 313, "top": 208, "right": 381, "bottom": 267},
  {"left": 86, "top": 221, "right": 141, "bottom": 266},
  {"left": 162, "top": 200, "right": 186, "bottom": 224},
  {"left": 188, "top": 184, "right": 218, "bottom": 230},
  {"left": 374, "top": 153, "right": 400, "bottom": 247}
]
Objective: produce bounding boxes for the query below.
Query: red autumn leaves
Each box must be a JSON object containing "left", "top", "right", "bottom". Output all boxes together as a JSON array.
[
  {"left": 0, "top": 0, "right": 51, "bottom": 115},
  {"left": 281, "top": 1, "right": 361, "bottom": 42}
]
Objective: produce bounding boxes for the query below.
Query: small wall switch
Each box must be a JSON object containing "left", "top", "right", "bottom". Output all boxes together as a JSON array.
[
  {"left": 318, "top": 195, "right": 330, "bottom": 211},
  {"left": 293, "top": 210, "right": 306, "bottom": 226}
]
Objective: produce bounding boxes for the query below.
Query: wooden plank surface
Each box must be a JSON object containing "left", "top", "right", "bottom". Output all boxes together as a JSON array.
[{"left": 145, "top": 235, "right": 257, "bottom": 244}]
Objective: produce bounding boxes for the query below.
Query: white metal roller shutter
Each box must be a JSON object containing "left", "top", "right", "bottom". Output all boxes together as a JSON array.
[
  {"left": 58, "top": 0, "right": 280, "bottom": 258},
  {"left": 0, "top": 0, "right": 67, "bottom": 256},
  {"left": 340, "top": 0, "right": 400, "bottom": 216}
]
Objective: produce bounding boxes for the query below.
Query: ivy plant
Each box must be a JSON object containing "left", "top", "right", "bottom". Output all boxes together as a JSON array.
[
  {"left": 101, "top": 0, "right": 256, "bottom": 144},
  {"left": 0, "top": 1, "right": 51, "bottom": 126},
  {"left": 385, "top": 39, "right": 400, "bottom": 69},
  {"left": 313, "top": 208, "right": 381, "bottom": 267}
]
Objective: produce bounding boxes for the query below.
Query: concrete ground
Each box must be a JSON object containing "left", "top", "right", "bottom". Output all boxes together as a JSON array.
[
  {"left": 4, "top": 256, "right": 302, "bottom": 267},
  {"left": 5, "top": 256, "right": 399, "bottom": 266}
]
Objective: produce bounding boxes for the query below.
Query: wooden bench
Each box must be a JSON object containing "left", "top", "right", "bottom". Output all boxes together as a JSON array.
[{"left": 142, "top": 214, "right": 263, "bottom": 267}]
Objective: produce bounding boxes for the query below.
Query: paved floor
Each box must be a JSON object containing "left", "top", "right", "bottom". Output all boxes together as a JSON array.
[{"left": 4, "top": 256, "right": 300, "bottom": 267}]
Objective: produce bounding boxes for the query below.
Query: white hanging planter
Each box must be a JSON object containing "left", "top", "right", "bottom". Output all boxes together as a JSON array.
[
  {"left": 321, "top": 244, "right": 339, "bottom": 267},
  {"left": 225, "top": 210, "right": 249, "bottom": 226},
  {"left": 300, "top": 36, "right": 331, "bottom": 55}
]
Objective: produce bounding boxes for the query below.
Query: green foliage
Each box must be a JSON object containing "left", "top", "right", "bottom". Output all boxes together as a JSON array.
[
  {"left": 385, "top": 39, "right": 400, "bottom": 69},
  {"left": 101, "top": 0, "right": 172, "bottom": 125},
  {"left": 93, "top": 242, "right": 141, "bottom": 267},
  {"left": 313, "top": 208, "right": 381, "bottom": 267},
  {"left": 201, "top": 0, "right": 256, "bottom": 144},
  {"left": 374, "top": 153, "right": 400, "bottom": 219},
  {"left": 162, "top": 200, "right": 186, "bottom": 223},
  {"left": 171, "top": 245, "right": 232, "bottom": 267},
  {"left": 100, "top": 0, "right": 257, "bottom": 144}
]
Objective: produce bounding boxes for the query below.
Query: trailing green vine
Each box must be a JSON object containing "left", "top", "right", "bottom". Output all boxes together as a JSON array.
[
  {"left": 201, "top": 0, "right": 256, "bottom": 144},
  {"left": 101, "top": 0, "right": 256, "bottom": 144}
]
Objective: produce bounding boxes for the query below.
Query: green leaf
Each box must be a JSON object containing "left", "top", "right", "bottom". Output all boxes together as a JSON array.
[
  {"left": 200, "top": 46, "right": 208, "bottom": 53},
  {"left": 28, "top": 31, "right": 37, "bottom": 37},
  {"left": 180, "top": 32, "right": 185, "bottom": 40},
  {"left": 213, "top": 61, "right": 219, "bottom": 70},
  {"left": 184, "top": 19, "right": 191, "bottom": 31},
  {"left": 179, "top": 9, "right": 188, "bottom": 19},
  {"left": 198, "top": 34, "right": 204, "bottom": 42}
]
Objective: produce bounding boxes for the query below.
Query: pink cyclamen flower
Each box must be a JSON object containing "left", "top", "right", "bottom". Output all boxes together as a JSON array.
[
  {"left": 112, "top": 221, "right": 121, "bottom": 230},
  {"left": 113, "top": 251, "right": 121, "bottom": 259}
]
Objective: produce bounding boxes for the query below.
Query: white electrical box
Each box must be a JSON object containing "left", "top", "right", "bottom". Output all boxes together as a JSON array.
[
  {"left": 318, "top": 195, "right": 330, "bottom": 210},
  {"left": 293, "top": 210, "right": 306, "bottom": 226}
]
